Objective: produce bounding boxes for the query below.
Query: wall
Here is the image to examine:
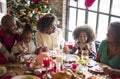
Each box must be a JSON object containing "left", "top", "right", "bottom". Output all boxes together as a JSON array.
[
  {"left": 0, "top": 0, "right": 7, "bottom": 24},
  {"left": 49, "top": 0, "right": 67, "bottom": 38}
]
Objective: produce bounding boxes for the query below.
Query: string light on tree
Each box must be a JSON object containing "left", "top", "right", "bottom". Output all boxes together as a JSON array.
[{"left": 7, "top": 0, "right": 56, "bottom": 26}]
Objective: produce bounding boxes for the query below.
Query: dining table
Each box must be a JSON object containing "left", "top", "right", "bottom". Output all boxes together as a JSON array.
[{"left": 0, "top": 50, "right": 111, "bottom": 79}]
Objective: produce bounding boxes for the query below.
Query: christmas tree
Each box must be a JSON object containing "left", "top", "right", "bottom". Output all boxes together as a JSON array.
[{"left": 7, "top": 0, "right": 56, "bottom": 28}]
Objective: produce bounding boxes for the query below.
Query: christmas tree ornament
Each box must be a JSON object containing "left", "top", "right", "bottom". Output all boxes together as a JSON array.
[
  {"left": 7, "top": 4, "right": 13, "bottom": 15},
  {"left": 33, "top": 0, "right": 39, "bottom": 4},
  {"left": 46, "top": 0, "right": 49, "bottom": 3},
  {"left": 7, "top": 0, "right": 56, "bottom": 26},
  {"left": 16, "top": 0, "right": 21, "bottom": 3},
  {"left": 42, "top": 4, "right": 47, "bottom": 9},
  {"left": 85, "top": 0, "right": 95, "bottom": 8}
]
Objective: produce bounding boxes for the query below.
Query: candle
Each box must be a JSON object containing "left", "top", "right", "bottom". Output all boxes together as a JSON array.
[{"left": 43, "top": 57, "right": 50, "bottom": 67}]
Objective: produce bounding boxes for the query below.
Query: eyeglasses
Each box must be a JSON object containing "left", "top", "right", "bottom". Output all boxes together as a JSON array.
[{"left": 50, "top": 24, "right": 57, "bottom": 29}]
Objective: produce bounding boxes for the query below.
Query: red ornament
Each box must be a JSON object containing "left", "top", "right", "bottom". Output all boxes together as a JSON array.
[
  {"left": 85, "top": 0, "right": 95, "bottom": 8},
  {"left": 46, "top": 0, "right": 49, "bottom": 3},
  {"left": 38, "top": 14, "right": 44, "bottom": 20},
  {"left": 33, "top": 0, "right": 39, "bottom": 4}
]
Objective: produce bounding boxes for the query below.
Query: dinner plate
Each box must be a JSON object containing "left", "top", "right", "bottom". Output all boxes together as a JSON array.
[
  {"left": 12, "top": 75, "right": 39, "bottom": 79},
  {"left": 33, "top": 61, "right": 55, "bottom": 71},
  {"left": 63, "top": 54, "right": 79, "bottom": 63},
  {"left": 38, "top": 64, "right": 54, "bottom": 71},
  {"left": 88, "top": 64, "right": 104, "bottom": 74},
  {"left": 86, "top": 60, "right": 97, "bottom": 67},
  {"left": 0, "top": 66, "right": 7, "bottom": 76},
  {"left": 23, "top": 54, "right": 36, "bottom": 60}
]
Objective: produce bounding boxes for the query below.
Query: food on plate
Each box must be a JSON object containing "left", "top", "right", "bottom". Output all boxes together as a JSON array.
[
  {"left": 35, "top": 46, "right": 48, "bottom": 54},
  {"left": 63, "top": 54, "right": 79, "bottom": 63},
  {"left": 77, "top": 59, "right": 86, "bottom": 65},
  {"left": 51, "top": 69, "right": 84, "bottom": 79},
  {"left": 87, "top": 76, "right": 96, "bottom": 79},
  {"left": 32, "top": 53, "right": 50, "bottom": 68},
  {"left": 87, "top": 76, "right": 103, "bottom": 79},
  {"left": 0, "top": 66, "right": 7, "bottom": 76},
  {"left": 23, "top": 75, "right": 39, "bottom": 79},
  {"left": 88, "top": 64, "right": 104, "bottom": 74},
  {"left": 51, "top": 71, "right": 72, "bottom": 79}
]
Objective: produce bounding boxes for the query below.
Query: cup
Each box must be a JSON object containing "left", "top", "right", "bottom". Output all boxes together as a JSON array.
[{"left": 64, "top": 42, "right": 73, "bottom": 49}]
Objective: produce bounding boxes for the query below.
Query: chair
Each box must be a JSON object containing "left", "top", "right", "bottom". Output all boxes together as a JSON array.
[{"left": 95, "top": 41, "right": 101, "bottom": 51}]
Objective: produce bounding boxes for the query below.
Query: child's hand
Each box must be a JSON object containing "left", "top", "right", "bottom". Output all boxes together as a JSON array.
[
  {"left": 85, "top": 44, "right": 91, "bottom": 53},
  {"left": 34, "top": 47, "right": 42, "bottom": 55},
  {"left": 74, "top": 42, "right": 79, "bottom": 48},
  {"left": 63, "top": 46, "right": 70, "bottom": 54}
]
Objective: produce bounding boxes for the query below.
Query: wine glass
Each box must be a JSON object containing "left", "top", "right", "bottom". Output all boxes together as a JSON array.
[
  {"left": 82, "top": 50, "right": 89, "bottom": 61},
  {"left": 19, "top": 56, "right": 26, "bottom": 69},
  {"left": 8, "top": 55, "right": 15, "bottom": 72}
]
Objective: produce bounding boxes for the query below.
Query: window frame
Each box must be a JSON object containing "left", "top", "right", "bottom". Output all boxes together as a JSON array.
[{"left": 66, "top": 0, "right": 120, "bottom": 42}]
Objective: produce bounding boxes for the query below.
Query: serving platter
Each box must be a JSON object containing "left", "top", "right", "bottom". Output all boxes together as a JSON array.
[
  {"left": 63, "top": 54, "right": 79, "bottom": 63},
  {"left": 12, "top": 75, "right": 39, "bottom": 79},
  {"left": 30, "top": 61, "right": 55, "bottom": 72},
  {"left": 88, "top": 64, "right": 104, "bottom": 74}
]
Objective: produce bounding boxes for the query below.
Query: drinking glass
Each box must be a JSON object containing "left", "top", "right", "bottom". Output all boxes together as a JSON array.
[
  {"left": 20, "top": 56, "right": 26, "bottom": 69},
  {"left": 82, "top": 50, "right": 89, "bottom": 60},
  {"left": 8, "top": 55, "right": 15, "bottom": 72},
  {"left": 64, "top": 41, "right": 73, "bottom": 49},
  {"left": 56, "top": 55, "right": 63, "bottom": 71}
]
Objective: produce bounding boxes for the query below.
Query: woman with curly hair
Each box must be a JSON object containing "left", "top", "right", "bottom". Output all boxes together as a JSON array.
[
  {"left": 70, "top": 24, "right": 96, "bottom": 59},
  {"left": 35, "top": 13, "right": 60, "bottom": 50}
]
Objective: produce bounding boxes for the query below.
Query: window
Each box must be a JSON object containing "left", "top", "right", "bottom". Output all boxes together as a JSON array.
[
  {"left": 0, "top": 0, "right": 7, "bottom": 24},
  {"left": 66, "top": 0, "right": 120, "bottom": 42}
]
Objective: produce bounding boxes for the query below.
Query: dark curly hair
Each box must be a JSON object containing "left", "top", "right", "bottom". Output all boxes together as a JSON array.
[
  {"left": 37, "top": 13, "right": 57, "bottom": 33},
  {"left": 109, "top": 22, "right": 120, "bottom": 47},
  {"left": 22, "top": 24, "right": 33, "bottom": 34},
  {"left": 73, "top": 24, "right": 96, "bottom": 43}
]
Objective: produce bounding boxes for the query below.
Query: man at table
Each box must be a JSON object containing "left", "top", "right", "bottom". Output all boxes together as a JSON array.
[{"left": 0, "top": 14, "right": 21, "bottom": 63}]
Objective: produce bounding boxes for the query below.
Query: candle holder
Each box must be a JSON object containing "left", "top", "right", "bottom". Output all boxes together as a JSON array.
[
  {"left": 42, "top": 57, "right": 52, "bottom": 79},
  {"left": 43, "top": 67, "right": 52, "bottom": 79}
]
